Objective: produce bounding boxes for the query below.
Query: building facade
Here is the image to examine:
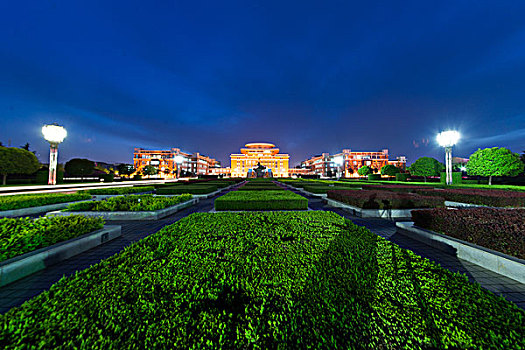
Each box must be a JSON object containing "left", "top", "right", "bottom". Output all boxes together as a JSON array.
[
  {"left": 230, "top": 143, "right": 289, "bottom": 178},
  {"left": 133, "top": 148, "right": 219, "bottom": 177}
]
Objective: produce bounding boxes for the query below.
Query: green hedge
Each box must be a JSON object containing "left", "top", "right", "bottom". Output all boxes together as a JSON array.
[
  {"left": 0, "top": 215, "right": 104, "bottom": 262},
  {"left": 0, "top": 212, "right": 522, "bottom": 348},
  {"left": 302, "top": 185, "right": 359, "bottom": 194},
  {"left": 0, "top": 193, "right": 92, "bottom": 211},
  {"left": 238, "top": 184, "right": 282, "bottom": 191},
  {"left": 440, "top": 172, "right": 462, "bottom": 184},
  {"left": 156, "top": 185, "right": 218, "bottom": 195},
  {"left": 66, "top": 194, "right": 193, "bottom": 212},
  {"left": 367, "top": 174, "right": 382, "bottom": 180},
  {"left": 395, "top": 173, "right": 409, "bottom": 182},
  {"left": 215, "top": 190, "right": 307, "bottom": 210},
  {"left": 85, "top": 186, "right": 154, "bottom": 195}
]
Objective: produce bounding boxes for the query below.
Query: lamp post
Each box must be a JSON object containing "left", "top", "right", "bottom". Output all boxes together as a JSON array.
[
  {"left": 334, "top": 156, "right": 344, "bottom": 179},
  {"left": 437, "top": 130, "right": 460, "bottom": 185},
  {"left": 174, "top": 155, "right": 184, "bottom": 179},
  {"left": 42, "top": 124, "right": 67, "bottom": 185}
]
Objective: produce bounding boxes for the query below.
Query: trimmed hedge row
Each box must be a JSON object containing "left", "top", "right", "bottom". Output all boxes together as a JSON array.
[
  {"left": 362, "top": 184, "right": 430, "bottom": 193},
  {"left": 66, "top": 194, "right": 193, "bottom": 212},
  {"left": 412, "top": 208, "right": 525, "bottom": 259},
  {"left": 215, "top": 190, "right": 308, "bottom": 210},
  {"left": 0, "top": 212, "right": 522, "bottom": 348},
  {"left": 0, "top": 193, "right": 92, "bottom": 211},
  {"left": 327, "top": 190, "right": 445, "bottom": 209},
  {"left": 0, "top": 215, "right": 104, "bottom": 262},
  {"left": 85, "top": 186, "right": 154, "bottom": 195},
  {"left": 415, "top": 188, "right": 525, "bottom": 207},
  {"left": 302, "top": 185, "right": 359, "bottom": 194},
  {"left": 156, "top": 185, "right": 218, "bottom": 195}
]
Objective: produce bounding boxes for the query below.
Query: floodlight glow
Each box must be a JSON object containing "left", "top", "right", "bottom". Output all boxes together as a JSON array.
[
  {"left": 460, "top": 166, "right": 467, "bottom": 172},
  {"left": 334, "top": 156, "right": 344, "bottom": 166},
  {"left": 174, "top": 155, "right": 185, "bottom": 164},
  {"left": 42, "top": 124, "right": 67, "bottom": 144},
  {"left": 436, "top": 130, "right": 460, "bottom": 147}
]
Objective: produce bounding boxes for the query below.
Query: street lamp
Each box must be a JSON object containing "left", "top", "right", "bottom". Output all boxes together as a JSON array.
[
  {"left": 437, "top": 130, "right": 460, "bottom": 185},
  {"left": 174, "top": 155, "right": 184, "bottom": 179},
  {"left": 334, "top": 156, "right": 344, "bottom": 179},
  {"left": 42, "top": 124, "right": 67, "bottom": 185}
]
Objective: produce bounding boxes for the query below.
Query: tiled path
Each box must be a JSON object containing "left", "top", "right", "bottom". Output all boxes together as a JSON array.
[{"left": 1, "top": 185, "right": 524, "bottom": 314}]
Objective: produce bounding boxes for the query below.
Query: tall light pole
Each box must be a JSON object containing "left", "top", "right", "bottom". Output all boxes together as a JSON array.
[
  {"left": 175, "top": 155, "right": 184, "bottom": 179},
  {"left": 334, "top": 156, "right": 344, "bottom": 179},
  {"left": 42, "top": 124, "right": 67, "bottom": 185},
  {"left": 437, "top": 130, "right": 460, "bottom": 185}
]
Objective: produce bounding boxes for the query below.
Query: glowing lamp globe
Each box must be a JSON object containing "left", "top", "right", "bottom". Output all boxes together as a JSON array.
[
  {"left": 436, "top": 130, "right": 460, "bottom": 148},
  {"left": 174, "top": 155, "right": 185, "bottom": 164},
  {"left": 42, "top": 124, "right": 67, "bottom": 144}
]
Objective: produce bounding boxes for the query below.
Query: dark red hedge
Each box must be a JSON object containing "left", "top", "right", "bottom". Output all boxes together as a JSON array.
[
  {"left": 361, "top": 184, "right": 430, "bottom": 193},
  {"left": 327, "top": 190, "right": 444, "bottom": 209},
  {"left": 411, "top": 208, "right": 525, "bottom": 259},
  {"left": 415, "top": 188, "right": 525, "bottom": 207}
]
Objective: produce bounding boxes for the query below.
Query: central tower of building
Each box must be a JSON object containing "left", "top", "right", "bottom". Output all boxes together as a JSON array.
[{"left": 230, "top": 142, "right": 289, "bottom": 178}]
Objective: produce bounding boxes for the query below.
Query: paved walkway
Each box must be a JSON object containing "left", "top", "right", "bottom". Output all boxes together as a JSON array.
[{"left": 1, "top": 185, "right": 524, "bottom": 314}]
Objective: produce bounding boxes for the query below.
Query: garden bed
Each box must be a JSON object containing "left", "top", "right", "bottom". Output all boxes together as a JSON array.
[
  {"left": 215, "top": 190, "right": 308, "bottom": 210},
  {"left": 85, "top": 186, "right": 154, "bottom": 196},
  {"left": 414, "top": 188, "right": 525, "bottom": 207},
  {"left": 47, "top": 194, "right": 196, "bottom": 220},
  {"left": 0, "top": 193, "right": 93, "bottom": 218},
  {"left": 0, "top": 211, "right": 522, "bottom": 348},
  {"left": 156, "top": 185, "right": 218, "bottom": 195}
]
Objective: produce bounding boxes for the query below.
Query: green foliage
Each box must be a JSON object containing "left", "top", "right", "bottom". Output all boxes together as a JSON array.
[
  {"left": 357, "top": 165, "right": 373, "bottom": 176},
  {"left": 440, "top": 171, "right": 462, "bottom": 184},
  {"left": 66, "top": 194, "right": 192, "bottom": 212},
  {"left": 395, "top": 173, "right": 409, "bottom": 181},
  {"left": 0, "top": 211, "right": 522, "bottom": 349},
  {"left": 302, "top": 185, "right": 358, "bottom": 194},
  {"left": 0, "top": 216, "right": 104, "bottom": 262},
  {"left": 467, "top": 147, "right": 524, "bottom": 184},
  {"left": 367, "top": 174, "right": 381, "bottom": 180},
  {"left": 117, "top": 164, "right": 135, "bottom": 176},
  {"left": 156, "top": 185, "right": 218, "bottom": 195},
  {"left": 141, "top": 165, "right": 158, "bottom": 176},
  {"left": 0, "top": 193, "right": 91, "bottom": 211},
  {"left": 0, "top": 147, "right": 40, "bottom": 185},
  {"left": 380, "top": 164, "right": 401, "bottom": 176},
  {"left": 408, "top": 157, "right": 444, "bottom": 180},
  {"left": 215, "top": 190, "right": 308, "bottom": 210},
  {"left": 65, "top": 158, "right": 95, "bottom": 177},
  {"left": 86, "top": 186, "right": 154, "bottom": 195},
  {"left": 100, "top": 173, "right": 114, "bottom": 182}
]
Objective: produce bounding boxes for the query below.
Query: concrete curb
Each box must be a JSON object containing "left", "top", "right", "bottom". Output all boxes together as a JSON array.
[
  {"left": 46, "top": 198, "right": 199, "bottom": 220},
  {"left": 0, "top": 225, "right": 121, "bottom": 287},
  {"left": 325, "top": 198, "right": 420, "bottom": 220},
  {"left": 396, "top": 222, "right": 525, "bottom": 284},
  {"left": 297, "top": 188, "right": 327, "bottom": 198},
  {"left": 0, "top": 199, "right": 93, "bottom": 218}
]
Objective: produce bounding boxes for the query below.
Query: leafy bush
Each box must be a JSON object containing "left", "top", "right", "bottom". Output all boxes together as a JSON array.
[
  {"left": 411, "top": 208, "right": 525, "bottom": 259},
  {"left": 156, "top": 185, "right": 217, "bottom": 195},
  {"left": 327, "top": 190, "right": 444, "bottom": 209},
  {"left": 0, "top": 193, "right": 91, "bottom": 211},
  {"left": 0, "top": 215, "right": 104, "bottom": 262},
  {"left": 215, "top": 190, "right": 307, "bottom": 210},
  {"left": 367, "top": 174, "right": 381, "bottom": 180},
  {"left": 0, "top": 212, "right": 522, "bottom": 349},
  {"left": 440, "top": 171, "right": 462, "bottom": 184},
  {"left": 86, "top": 186, "right": 154, "bottom": 195},
  {"left": 415, "top": 188, "right": 525, "bottom": 207},
  {"left": 381, "top": 164, "right": 401, "bottom": 176},
  {"left": 358, "top": 165, "right": 373, "bottom": 176},
  {"left": 66, "top": 194, "right": 193, "bottom": 212},
  {"left": 395, "top": 173, "right": 409, "bottom": 182}
]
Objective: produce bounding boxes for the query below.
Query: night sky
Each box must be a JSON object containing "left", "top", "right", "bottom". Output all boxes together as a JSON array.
[{"left": 1, "top": 1, "right": 524, "bottom": 167}]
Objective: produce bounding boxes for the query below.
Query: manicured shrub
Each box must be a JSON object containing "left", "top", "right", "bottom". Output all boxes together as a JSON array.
[
  {"left": 440, "top": 171, "right": 462, "bottom": 184},
  {"left": 302, "top": 185, "right": 358, "bottom": 194},
  {"left": 0, "top": 193, "right": 92, "bottom": 211},
  {"left": 411, "top": 208, "right": 525, "bottom": 259},
  {"left": 0, "top": 212, "right": 522, "bottom": 349},
  {"left": 215, "top": 190, "right": 307, "bottom": 210},
  {"left": 415, "top": 188, "right": 525, "bottom": 207},
  {"left": 0, "top": 215, "right": 104, "bottom": 262},
  {"left": 66, "top": 194, "right": 193, "bottom": 212},
  {"left": 327, "top": 190, "right": 444, "bottom": 209},
  {"left": 86, "top": 186, "right": 154, "bottom": 195},
  {"left": 238, "top": 183, "right": 282, "bottom": 191},
  {"left": 395, "top": 173, "right": 409, "bottom": 182},
  {"left": 156, "top": 185, "right": 217, "bottom": 195},
  {"left": 361, "top": 184, "right": 430, "bottom": 193},
  {"left": 100, "top": 173, "right": 115, "bottom": 182},
  {"left": 367, "top": 174, "right": 381, "bottom": 180}
]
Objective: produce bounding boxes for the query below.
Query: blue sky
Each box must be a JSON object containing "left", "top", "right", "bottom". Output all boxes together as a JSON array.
[{"left": 1, "top": 0, "right": 524, "bottom": 166}]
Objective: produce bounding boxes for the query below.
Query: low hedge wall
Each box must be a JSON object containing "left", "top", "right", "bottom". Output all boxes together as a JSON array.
[
  {"left": 215, "top": 190, "right": 307, "bottom": 210},
  {"left": 66, "top": 194, "right": 193, "bottom": 212},
  {"left": 361, "top": 184, "right": 430, "bottom": 193},
  {"left": 238, "top": 184, "right": 282, "bottom": 191},
  {"left": 0, "top": 215, "right": 104, "bottom": 262},
  {"left": 85, "top": 186, "right": 154, "bottom": 195},
  {"left": 415, "top": 188, "right": 525, "bottom": 207},
  {"left": 0, "top": 193, "right": 92, "bottom": 211},
  {"left": 327, "top": 190, "right": 445, "bottom": 209},
  {"left": 156, "top": 185, "right": 218, "bottom": 195},
  {"left": 302, "top": 185, "right": 358, "bottom": 194},
  {"left": 0, "top": 211, "right": 522, "bottom": 348},
  {"left": 412, "top": 208, "right": 525, "bottom": 259}
]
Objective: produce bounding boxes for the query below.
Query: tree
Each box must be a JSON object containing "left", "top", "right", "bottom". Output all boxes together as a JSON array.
[
  {"left": 467, "top": 147, "right": 524, "bottom": 185},
  {"left": 0, "top": 147, "right": 40, "bottom": 185},
  {"left": 381, "top": 164, "right": 401, "bottom": 177},
  {"left": 357, "top": 165, "right": 373, "bottom": 176},
  {"left": 117, "top": 164, "right": 135, "bottom": 177},
  {"left": 141, "top": 165, "right": 158, "bottom": 176},
  {"left": 65, "top": 158, "right": 95, "bottom": 177},
  {"left": 408, "top": 157, "right": 444, "bottom": 182}
]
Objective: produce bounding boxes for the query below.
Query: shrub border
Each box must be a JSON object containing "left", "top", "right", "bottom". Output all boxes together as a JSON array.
[{"left": 0, "top": 199, "right": 93, "bottom": 218}]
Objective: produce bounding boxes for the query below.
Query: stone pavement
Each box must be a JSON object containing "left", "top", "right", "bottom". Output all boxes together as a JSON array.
[{"left": 0, "top": 186, "right": 524, "bottom": 314}]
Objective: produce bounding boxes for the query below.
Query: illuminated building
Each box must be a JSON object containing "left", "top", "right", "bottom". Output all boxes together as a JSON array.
[
  {"left": 133, "top": 148, "right": 219, "bottom": 177},
  {"left": 230, "top": 143, "right": 289, "bottom": 178}
]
